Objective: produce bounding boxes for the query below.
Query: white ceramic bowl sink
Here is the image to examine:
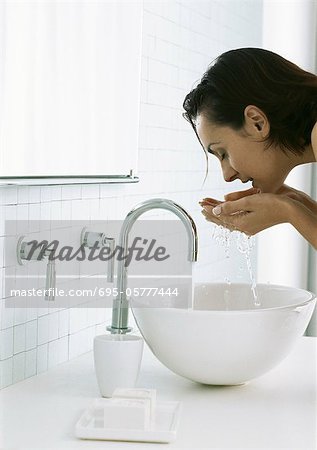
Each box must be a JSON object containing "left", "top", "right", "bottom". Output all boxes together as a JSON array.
[{"left": 131, "top": 283, "right": 316, "bottom": 385}]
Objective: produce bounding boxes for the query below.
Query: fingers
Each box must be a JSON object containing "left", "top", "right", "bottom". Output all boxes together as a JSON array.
[
  {"left": 201, "top": 207, "right": 222, "bottom": 224},
  {"left": 201, "top": 205, "right": 237, "bottom": 232},
  {"left": 224, "top": 187, "right": 260, "bottom": 201},
  {"left": 212, "top": 197, "right": 251, "bottom": 217},
  {"left": 200, "top": 188, "right": 260, "bottom": 208},
  {"left": 199, "top": 197, "right": 221, "bottom": 207}
]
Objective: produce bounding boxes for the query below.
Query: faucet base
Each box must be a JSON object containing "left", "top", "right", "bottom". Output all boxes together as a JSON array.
[{"left": 106, "top": 326, "right": 133, "bottom": 335}]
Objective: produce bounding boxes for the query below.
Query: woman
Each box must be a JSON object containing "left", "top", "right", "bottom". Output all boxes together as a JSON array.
[{"left": 183, "top": 48, "right": 317, "bottom": 249}]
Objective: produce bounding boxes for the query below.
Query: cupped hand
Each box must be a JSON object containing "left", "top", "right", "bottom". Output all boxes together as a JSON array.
[
  {"left": 200, "top": 187, "right": 259, "bottom": 208},
  {"left": 201, "top": 192, "right": 291, "bottom": 235},
  {"left": 199, "top": 187, "right": 261, "bottom": 232}
]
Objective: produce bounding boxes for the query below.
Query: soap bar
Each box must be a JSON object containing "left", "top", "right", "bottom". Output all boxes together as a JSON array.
[
  {"left": 103, "top": 398, "right": 151, "bottom": 430},
  {"left": 112, "top": 388, "right": 157, "bottom": 424}
]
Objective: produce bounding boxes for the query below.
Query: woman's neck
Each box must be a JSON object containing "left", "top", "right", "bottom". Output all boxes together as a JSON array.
[
  {"left": 304, "top": 143, "right": 316, "bottom": 163},
  {"left": 310, "top": 122, "right": 317, "bottom": 161},
  {"left": 290, "top": 144, "right": 316, "bottom": 170}
]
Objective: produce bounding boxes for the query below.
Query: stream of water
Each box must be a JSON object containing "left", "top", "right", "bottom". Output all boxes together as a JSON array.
[{"left": 212, "top": 225, "right": 260, "bottom": 307}]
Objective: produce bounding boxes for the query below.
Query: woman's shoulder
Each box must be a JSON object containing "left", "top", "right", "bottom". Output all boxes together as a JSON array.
[{"left": 312, "top": 121, "right": 317, "bottom": 160}]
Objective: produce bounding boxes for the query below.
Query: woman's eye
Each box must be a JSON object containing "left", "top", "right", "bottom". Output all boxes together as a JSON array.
[{"left": 207, "top": 148, "right": 227, "bottom": 161}]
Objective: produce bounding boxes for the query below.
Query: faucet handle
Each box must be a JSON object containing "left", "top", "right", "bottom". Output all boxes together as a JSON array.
[
  {"left": 103, "top": 237, "right": 115, "bottom": 283},
  {"left": 45, "top": 253, "right": 56, "bottom": 301},
  {"left": 17, "top": 236, "right": 46, "bottom": 264},
  {"left": 80, "top": 227, "right": 115, "bottom": 283},
  {"left": 17, "top": 236, "right": 57, "bottom": 301}
]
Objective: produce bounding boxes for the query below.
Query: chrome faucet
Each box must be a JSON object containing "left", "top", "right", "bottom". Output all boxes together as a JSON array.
[{"left": 107, "top": 198, "right": 198, "bottom": 334}]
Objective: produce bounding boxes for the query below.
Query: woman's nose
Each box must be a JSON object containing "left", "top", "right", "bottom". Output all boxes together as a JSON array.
[{"left": 222, "top": 164, "right": 238, "bottom": 182}]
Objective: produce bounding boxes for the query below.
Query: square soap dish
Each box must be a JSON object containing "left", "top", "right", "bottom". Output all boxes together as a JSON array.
[{"left": 75, "top": 398, "right": 182, "bottom": 443}]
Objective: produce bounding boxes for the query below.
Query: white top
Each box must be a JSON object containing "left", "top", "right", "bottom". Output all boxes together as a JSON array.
[{"left": 0, "top": 336, "right": 316, "bottom": 449}]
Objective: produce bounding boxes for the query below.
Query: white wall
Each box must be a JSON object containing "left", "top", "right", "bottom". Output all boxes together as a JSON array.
[
  {"left": 307, "top": 153, "right": 317, "bottom": 336},
  {"left": 0, "top": 0, "right": 263, "bottom": 389},
  {"left": 307, "top": 24, "right": 317, "bottom": 337},
  {"left": 258, "top": 0, "right": 316, "bottom": 288},
  {"left": 259, "top": 0, "right": 317, "bottom": 335}
]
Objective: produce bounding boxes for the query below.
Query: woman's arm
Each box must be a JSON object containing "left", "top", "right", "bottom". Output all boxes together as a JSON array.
[
  {"left": 286, "top": 197, "right": 317, "bottom": 249},
  {"left": 202, "top": 192, "right": 317, "bottom": 249},
  {"left": 276, "top": 184, "right": 317, "bottom": 214}
]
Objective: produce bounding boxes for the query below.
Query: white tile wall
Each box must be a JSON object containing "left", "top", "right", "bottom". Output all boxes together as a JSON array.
[{"left": 0, "top": 0, "right": 263, "bottom": 390}]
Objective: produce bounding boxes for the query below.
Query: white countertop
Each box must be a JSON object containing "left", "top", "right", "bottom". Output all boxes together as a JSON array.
[{"left": 0, "top": 336, "right": 316, "bottom": 449}]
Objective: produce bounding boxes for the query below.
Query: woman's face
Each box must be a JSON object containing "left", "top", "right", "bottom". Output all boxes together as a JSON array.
[{"left": 195, "top": 113, "right": 293, "bottom": 193}]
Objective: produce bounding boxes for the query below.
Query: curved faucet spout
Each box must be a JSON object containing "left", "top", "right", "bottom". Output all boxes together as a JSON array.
[{"left": 107, "top": 198, "right": 198, "bottom": 334}]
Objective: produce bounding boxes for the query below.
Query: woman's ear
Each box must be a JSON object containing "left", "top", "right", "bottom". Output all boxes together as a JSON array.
[{"left": 244, "top": 105, "right": 270, "bottom": 139}]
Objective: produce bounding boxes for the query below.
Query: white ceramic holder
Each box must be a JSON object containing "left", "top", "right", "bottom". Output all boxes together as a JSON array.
[{"left": 93, "top": 334, "right": 144, "bottom": 398}]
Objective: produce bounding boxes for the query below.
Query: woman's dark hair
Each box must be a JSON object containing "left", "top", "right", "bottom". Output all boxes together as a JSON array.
[{"left": 183, "top": 48, "right": 317, "bottom": 154}]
